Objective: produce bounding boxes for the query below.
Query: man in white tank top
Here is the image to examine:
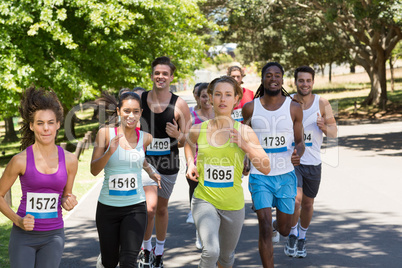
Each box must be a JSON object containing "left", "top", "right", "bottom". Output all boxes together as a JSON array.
[
  {"left": 243, "top": 62, "right": 304, "bottom": 268},
  {"left": 284, "top": 66, "right": 337, "bottom": 259}
]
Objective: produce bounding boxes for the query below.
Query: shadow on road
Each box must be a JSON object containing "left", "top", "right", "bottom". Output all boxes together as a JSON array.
[
  {"left": 322, "top": 131, "right": 402, "bottom": 157},
  {"left": 162, "top": 201, "right": 402, "bottom": 268},
  {"left": 61, "top": 221, "right": 99, "bottom": 268}
]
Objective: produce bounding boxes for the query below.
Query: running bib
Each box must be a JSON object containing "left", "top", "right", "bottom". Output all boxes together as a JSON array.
[
  {"left": 261, "top": 133, "right": 287, "bottom": 153},
  {"left": 292, "top": 130, "right": 313, "bottom": 147},
  {"left": 204, "top": 164, "right": 234, "bottom": 188},
  {"left": 231, "top": 108, "right": 243, "bottom": 122},
  {"left": 146, "top": 138, "right": 170, "bottom": 156},
  {"left": 109, "top": 173, "right": 138, "bottom": 196},
  {"left": 26, "top": 192, "right": 58, "bottom": 219},
  {"left": 303, "top": 130, "right": 313, "bottom": 147}
]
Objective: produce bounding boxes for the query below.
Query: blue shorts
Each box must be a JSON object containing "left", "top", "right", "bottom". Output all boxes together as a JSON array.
[{"left": 249, "top": 171, "right": 297, "bottom": 214}]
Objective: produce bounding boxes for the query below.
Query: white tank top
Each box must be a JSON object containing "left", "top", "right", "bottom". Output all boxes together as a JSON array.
[
  {"left": 250, "top": 97, "right": 295, "bottom": 176},
  {"left": 299, "top": 95, "right": 323, "bottom": 165}
]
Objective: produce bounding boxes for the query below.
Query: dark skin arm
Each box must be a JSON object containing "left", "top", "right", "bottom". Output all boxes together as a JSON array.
[{"left": 290, "top": 101, "right": 305, "bottom": 165}]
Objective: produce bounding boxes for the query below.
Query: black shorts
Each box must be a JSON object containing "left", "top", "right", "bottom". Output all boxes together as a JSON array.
[{"left": 295, "top": 164, "right": 321, "bottom": 198}]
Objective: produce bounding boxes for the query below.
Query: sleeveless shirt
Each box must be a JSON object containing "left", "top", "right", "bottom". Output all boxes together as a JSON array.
[
  {"left": 194, "top": 120, "right": 245, "bottom": 210},
  {"left": 250, "top": 97, "right": 295, "bottom": 176},
  {"left": 141, "top": 91, "right": 180, "bottom": 175},
  {"left": 231, "top": 87, "right": 254, "bottom": 123},
  {"left": 192, "top": 110, "right": 203, "bottom": 125},
  {"left": 299, "top": 95, "right": 323, "bottom": 165},
  {"left": 99, "top": 128, "right": 146, "bottom": 207},
  {"left": 17, "top": 145, "right": 67, "bottom": 231}
]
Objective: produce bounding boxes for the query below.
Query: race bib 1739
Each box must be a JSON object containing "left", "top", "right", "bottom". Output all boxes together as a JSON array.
[{"left": 261, "top": 133, "right": 288, "bottom": 153}]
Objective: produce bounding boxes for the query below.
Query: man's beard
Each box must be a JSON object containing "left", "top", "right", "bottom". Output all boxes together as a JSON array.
[
  {"left": 297, "top": 88, "right": 310, "bottom": 96},
  {"left": 265, "top": 88, "right": 281, "bottom": 96}
]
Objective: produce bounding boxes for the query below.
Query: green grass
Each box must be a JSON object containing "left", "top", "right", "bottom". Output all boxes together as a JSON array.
[{"left": 329, "top": 87, "right": 402, "bottom": 118}]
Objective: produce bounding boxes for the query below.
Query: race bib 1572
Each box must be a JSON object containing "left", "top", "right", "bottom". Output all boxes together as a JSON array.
[{"left": 26, "top": 192, "right": 59, "bottom": 219}]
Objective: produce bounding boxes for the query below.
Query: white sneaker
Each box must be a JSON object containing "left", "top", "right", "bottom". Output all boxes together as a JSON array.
[
  {"left": 96, "top": 254, "right": 104, "bottom": 268},
  {"left": 186, "top": 211, "right": 194, "bottom": 224},
  {"left": 195, "top": 230, "right": 202, "bottom": 250},
  {"left": 272, "top": 230, "right": 280, "bottom": 243},
  {"left": 272, "top": 219, "right": 280, "bottom": 243}
]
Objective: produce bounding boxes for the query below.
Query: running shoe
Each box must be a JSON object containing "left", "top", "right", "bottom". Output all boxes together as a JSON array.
[
  {"left": 272, "top": 220, "right": 280, "bottom": 243},
  {"left": 138, "top": 249, "right": 152, "bottom": 268},
  {"left": 186, "top": 211, "right": 194, "bottom": 224},
  {"left": 296, "top": 239, "right": 307, "bottom": 258},
  {"left": 195, "top": 230, "right": 202, "bottom": 250},
  {"left": 96, "top": 254, "right": 104, "bottom": 268},
  {"left": 152, "top": 254, "right": 164, "bottom": 268},
  {"left": 284, "top": 234, "right": 298, "bottom": 257}
]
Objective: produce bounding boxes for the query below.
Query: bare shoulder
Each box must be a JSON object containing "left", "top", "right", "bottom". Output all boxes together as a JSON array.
[
  {"left": 291, "top": 99, "right": 302, "bottom": 108},
  {"left": 242, "top": 99, "right": 255, "bottom": 112},
  {"left": 11, "top": 150, "right": 27, "bottom": 168},
  {"left": 64, "top": 149, "right": 78, "bottom": 166},
  {"left": 318, "top": 95, "right": 331, "bottom": 106},
  {"left": 176, "top": 96, "right": 190, "bottom": 111},
  {"left": 5, "top": 150, "right": 28, "bottom": 176},
  {"left": 96, "top": 126, "right": 110, "bottom": 142},
  {"left": 242, "top": 99, "right": 255, "bottom": 125},
  {"left": 143, "top": 132, "right": 153, "bottom": 145}
]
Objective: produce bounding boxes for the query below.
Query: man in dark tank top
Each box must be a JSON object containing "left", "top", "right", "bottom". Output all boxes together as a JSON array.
[{"left": 139, "top": 56, "right": 191, "bottom": 268}]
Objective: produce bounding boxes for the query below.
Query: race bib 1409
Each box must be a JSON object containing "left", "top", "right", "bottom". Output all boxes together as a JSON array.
[{"left": 146, "top": 138, "right": 170, "bottom": 156}]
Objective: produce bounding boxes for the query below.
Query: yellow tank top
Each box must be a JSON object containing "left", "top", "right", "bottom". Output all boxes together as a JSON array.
[{"left": 194, "top": 120, "right": 246, "bottom": 210}]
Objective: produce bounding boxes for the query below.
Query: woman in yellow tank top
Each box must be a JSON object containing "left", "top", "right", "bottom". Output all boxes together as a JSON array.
[{"left": 185, "top": 76, "right": 270, "bottom": 268}]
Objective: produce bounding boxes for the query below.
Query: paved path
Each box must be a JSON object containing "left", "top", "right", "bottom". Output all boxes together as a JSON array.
[{"left": 60, "top": 108, "right": 402, "bottom": 267}]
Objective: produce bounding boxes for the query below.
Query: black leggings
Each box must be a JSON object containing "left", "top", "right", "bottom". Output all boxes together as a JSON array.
[{"left": 96, "top": 201, "right": 147, "bottom": 268}]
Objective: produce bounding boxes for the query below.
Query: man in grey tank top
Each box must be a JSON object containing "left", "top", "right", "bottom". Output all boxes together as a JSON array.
[{"left": 284, "top": 66, "right": 337, "bottom": 258}]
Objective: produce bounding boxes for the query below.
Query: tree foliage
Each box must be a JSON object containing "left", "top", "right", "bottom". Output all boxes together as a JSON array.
[
  {"left": 200, "top": 0, "right": 402, "bottom": 107},
  {"left": 0, "top": 0, "right": 211, "bottom": 119}
]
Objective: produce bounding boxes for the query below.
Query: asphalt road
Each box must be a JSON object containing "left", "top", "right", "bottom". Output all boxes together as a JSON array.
[{"left": 60, "top": 100, "right": 402, "bottom": 267}]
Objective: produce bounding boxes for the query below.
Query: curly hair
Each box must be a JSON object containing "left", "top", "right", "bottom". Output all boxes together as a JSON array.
[{"left": 19, "top": 86, "right": 64, "bottom": 150}]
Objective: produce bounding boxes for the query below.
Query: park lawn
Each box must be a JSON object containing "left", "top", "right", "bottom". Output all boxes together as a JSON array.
[{"left": 0, "top": 148, "right": 100, "bottom": 267}]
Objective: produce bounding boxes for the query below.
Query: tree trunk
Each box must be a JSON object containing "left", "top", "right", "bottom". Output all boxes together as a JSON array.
[
  {"left": 378, "top": 52, "right": 388, "bottom": 110},
  {"left": 350, "top": 63, "right": 356, "bottom": 73},
  {"left": 390, "top": 56, "right": 395, "bottom": 93},
  {"left": 328, "top": 63, "right": 332, "bottom": 83},
  {"left": 2, "top": 117, "right": 19, "bottom": 143},
  {"left": 363, "top": 50, "right": 387, "bottom": 108}
]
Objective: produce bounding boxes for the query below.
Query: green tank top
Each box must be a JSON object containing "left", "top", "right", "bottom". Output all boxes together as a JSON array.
[{"left": 194, "top": 120, "right": 246, "bottom": 210}]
